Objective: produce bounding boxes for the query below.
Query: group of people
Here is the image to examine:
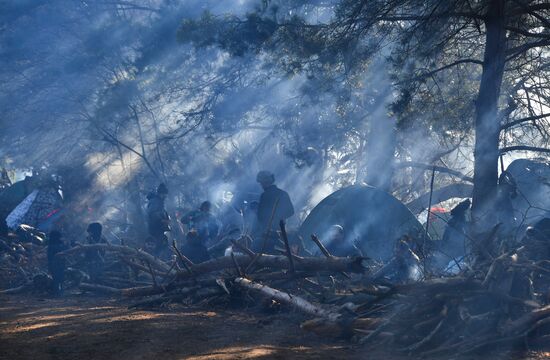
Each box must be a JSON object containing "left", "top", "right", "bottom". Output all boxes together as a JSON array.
[
  {"left": 44, "top": 168, "right": 431, "bottom": 294},
  {"left": 145, "top": 170, "right": 296, "bottom": 263},
  {"left": 45, "top": 170, "right": 297, "bottom": 295}
]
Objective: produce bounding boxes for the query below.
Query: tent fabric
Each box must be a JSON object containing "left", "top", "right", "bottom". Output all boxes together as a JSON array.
[
  {"left": 299, "top": 184, "right": 426, "bottom": 262},
  {"left": 506, "top": 159, "right": 550, "bottom": 225},
  {"left": 5, "top": 188, "right": 62, "bottom": 229},
  {"left": 6, "top": 190, "right": 38, "bottom": 229}
]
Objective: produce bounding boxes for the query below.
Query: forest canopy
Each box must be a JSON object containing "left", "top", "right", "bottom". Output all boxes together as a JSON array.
[{"left": 1, "top": 0, "right": 549, "bottom": 231}]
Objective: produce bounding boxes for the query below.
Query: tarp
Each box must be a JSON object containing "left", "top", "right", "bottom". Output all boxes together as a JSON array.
[
  {"left": 5, "top": 190, "right": 38, "bottom": 228},
  {"left": 299, "top": 184, "right": 426, "bottom": 262},
  {"left": 5, "top": 188, "right": 62, "bottom": 230},
  {"left": 506, "top": 158, "right": 550, "bottom": 224}
]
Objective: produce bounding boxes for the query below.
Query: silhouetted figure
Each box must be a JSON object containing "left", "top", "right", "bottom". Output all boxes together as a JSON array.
[
  {"left": 47, "top": 230, "right": 67, "bottom": 295},
  {"left": 254, "top": 171, "right": 294, "bottom": 253},
  {"left": 441, "top": 199, "right": 470, "bottom": 259},
  {"left": 85, "top": 222, "right": 107, "bottom": 279},
  {"left": 147, "top": 183, "right": 171, "bottom": 258},
  {"left": 182, "top": 201, "right": 219, "bottom": 247},
  {"left": 181, "top": 230, "right": 210, "bottom": 264}
]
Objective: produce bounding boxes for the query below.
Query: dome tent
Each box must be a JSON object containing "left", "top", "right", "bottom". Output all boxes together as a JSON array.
[
  {"left": 299, "top": 184, "right": 426, "bottom": 262},
  {"left": 506, "top": 158, "right": 550, "bottom": 224}
]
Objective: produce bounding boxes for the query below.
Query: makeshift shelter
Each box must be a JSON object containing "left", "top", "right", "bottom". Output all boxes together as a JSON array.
[
  {"left": 506, "top": 158, "right": 550, "bottom": 224},
  {"left": 5, "top": 188, "right": 62, "bottom": 230},
  {"left": 299, "top": 184, "right": 426, "bottom": 262}
]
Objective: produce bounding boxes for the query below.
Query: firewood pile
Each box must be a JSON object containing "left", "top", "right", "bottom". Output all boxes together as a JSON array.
[
  {"left": 0, "top": 225, "right": 48, "bottom": 289},
  {"left": 302, "top": 226, "right": 550, "bottom": 356},
  {"left": 2, "top": 221, "right": 550, "bottom": 357}
]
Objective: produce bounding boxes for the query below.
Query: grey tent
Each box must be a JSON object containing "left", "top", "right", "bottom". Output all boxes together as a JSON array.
[
  {"left": 299, "top": 184, "right": 426, "bottom": 262},
  {"left": 506, "top": 158, "right": 550, "bottom": 224}
]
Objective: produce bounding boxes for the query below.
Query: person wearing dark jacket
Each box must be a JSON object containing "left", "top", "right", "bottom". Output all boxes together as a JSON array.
[
  {"left": 47, "top": 230, "right": 67, "bottom": 295},
  {"left": 254, "top": 170, "right": 294, "bottom": 253},
  {"left": 147, "top": 183, "right": 171, "bottom": 258},
  {"left": 182, "top": 201, "right": 219, "bottom": 247},
  {"left": 85, "top": 222, "right": 108, "bottom": 279},
  {"left": 441, "top": 199, "right": 470, "bottom": 259},
  {"left": 181, "top": 230, "right": 210, "bottom": 264}
]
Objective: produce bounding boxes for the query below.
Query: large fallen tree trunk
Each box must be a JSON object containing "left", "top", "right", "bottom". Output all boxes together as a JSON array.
[
  {"left": 56, "top": 244, "right": 170, "bottom": 272},
  {"left": 175, "top": 254, "right": 365, "bottom": 281}
]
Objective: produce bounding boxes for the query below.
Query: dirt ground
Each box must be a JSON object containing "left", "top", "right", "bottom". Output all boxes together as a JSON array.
[{"left": 0, "top": 293, "right": 548, "bottom": 360}]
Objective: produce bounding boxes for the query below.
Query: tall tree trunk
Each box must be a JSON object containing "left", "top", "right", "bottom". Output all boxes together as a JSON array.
[{"left": 471, "top": 0, "right": 507, "bottom": 228}]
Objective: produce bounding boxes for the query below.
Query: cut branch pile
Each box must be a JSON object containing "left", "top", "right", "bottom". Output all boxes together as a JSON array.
[
  {"left": 0, "top": 226, "right": 47, "bottom": 289},
  {"left": 2, "top": 222, "right": 550, "bottom": 357}
]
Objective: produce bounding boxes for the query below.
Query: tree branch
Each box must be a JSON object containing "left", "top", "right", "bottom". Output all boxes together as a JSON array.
[
  {"left": 403, "top": 59, "right": 483, "bottom": 84},
  {"left": 394, "top": 161, "right": 473, "bottom": 183},
  {"left": 501, "top": 112, "right": 550, "bottom": 131},
  {"left": 500, "top": 146, "right": 550, "bottom": 154}
]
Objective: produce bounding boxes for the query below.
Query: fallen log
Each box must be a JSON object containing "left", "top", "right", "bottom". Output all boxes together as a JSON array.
[
  {"left": 175, "top": 254, "right": 365, "bottom": 281},
  {"left": 118, "top": 257, "right": 168, "bottom": 278},
  {"left": 0, "top": 281, "right": 33, "bottom": 295},
  {"left": 502, "top": 304, "right": 550, "bottom": 336},
  {"left": 79, "top": 282, "right": 122, "bottom": 295},
  {"left": 121, "top": 278, "right": 222, "bottom": 297},
  {"left": 56, "top": 244, "right": 170, "bottom": 272},
  {"left": 234, "top": 277, "right": 340, "bottom": 321}
]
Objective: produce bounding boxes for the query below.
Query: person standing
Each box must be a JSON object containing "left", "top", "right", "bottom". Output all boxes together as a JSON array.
[
  {"left": 254, "top": 171, "right": 294, "bottom": 253},
  {"left": 85, "top": 222, "right": 108, "bottom": 280},
  {"left": 146, "top": 183, "right": 171, "bottom": 258}
]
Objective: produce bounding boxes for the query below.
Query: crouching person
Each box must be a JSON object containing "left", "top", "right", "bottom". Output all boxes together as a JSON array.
[
  {"left": 47, "top": 230, "right": 67, "bottom": 295},
  {"left": 182, "top": 230, "right": 210, "bottom": 264}
]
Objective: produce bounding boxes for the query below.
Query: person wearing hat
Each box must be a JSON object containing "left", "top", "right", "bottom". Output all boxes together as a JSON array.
[
  {"left": 254, "top": 170, "right": 294, "bottom": 253},
  {"left": 146, "top": 183, "right": 171, "bottom": 258}
]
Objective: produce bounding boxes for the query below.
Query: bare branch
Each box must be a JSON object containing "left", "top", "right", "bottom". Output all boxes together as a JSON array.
[
  {"left": 394, "top": 161, "right": 473, "bottom": 183},
  {"left": 501, "top": 112, "right": 550, "bottom": 131},
  {"left": 500, "top": 145, "right": 550, "bottom": 154}
]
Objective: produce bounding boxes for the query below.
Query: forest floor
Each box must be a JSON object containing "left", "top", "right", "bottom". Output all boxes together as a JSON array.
[{"left": 0, "top": 293, "right": 548, "bottom": 360}]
